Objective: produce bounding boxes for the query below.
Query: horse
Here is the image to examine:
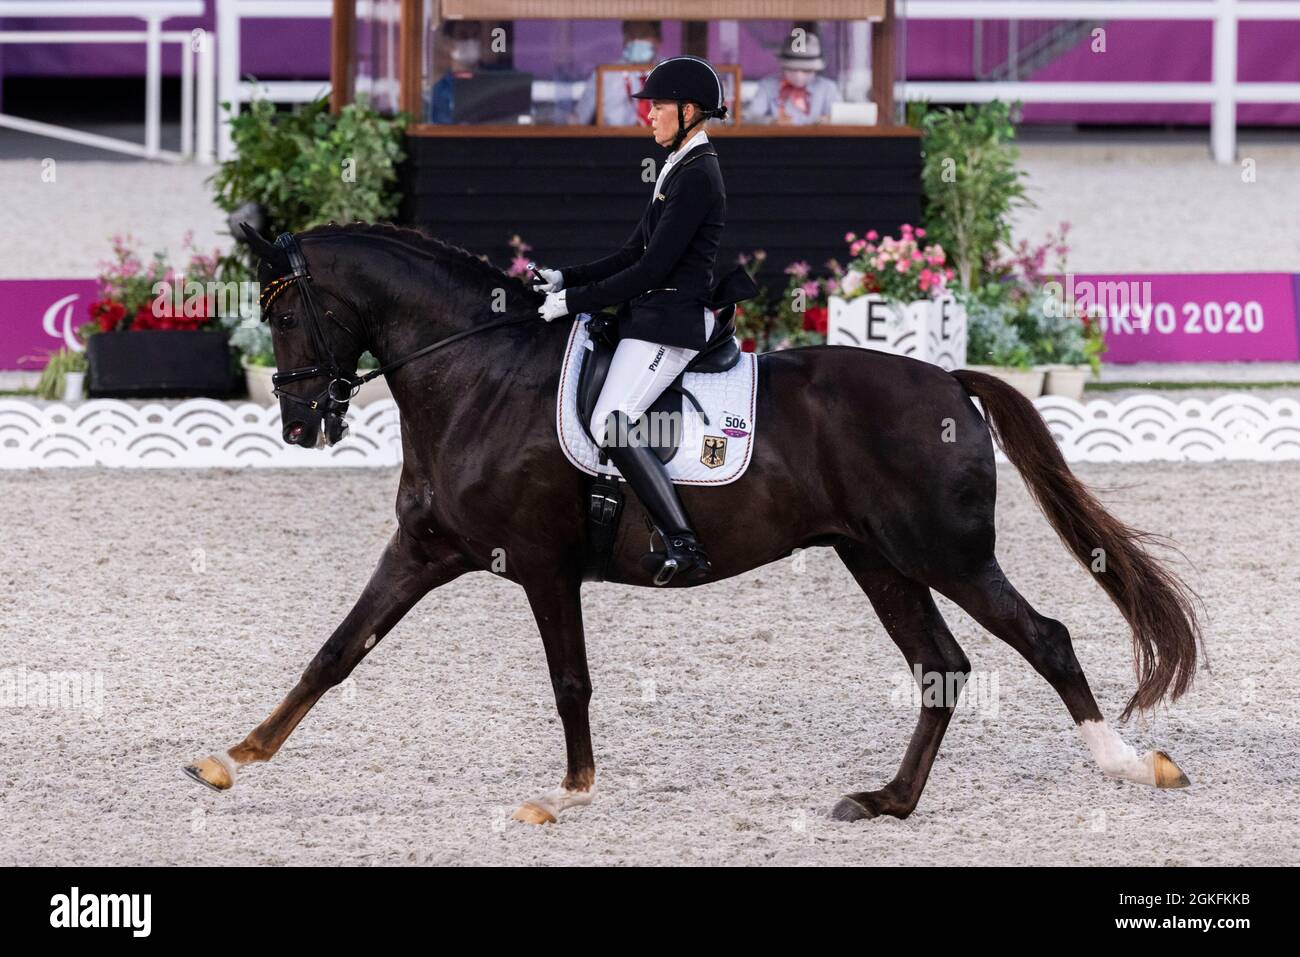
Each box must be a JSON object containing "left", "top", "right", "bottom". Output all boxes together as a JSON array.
[{"left": 185, "top": 222, "right": 1202, "bottom": 825}]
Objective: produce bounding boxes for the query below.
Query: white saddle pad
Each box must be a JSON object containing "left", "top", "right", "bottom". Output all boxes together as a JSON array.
[{"left": 556, "top": 314, "right": 759, "bottom": 486}]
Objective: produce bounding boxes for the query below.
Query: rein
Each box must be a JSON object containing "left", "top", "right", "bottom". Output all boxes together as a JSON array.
[{"left": 262, "top": 232, "right": 537, "bottom": 438}]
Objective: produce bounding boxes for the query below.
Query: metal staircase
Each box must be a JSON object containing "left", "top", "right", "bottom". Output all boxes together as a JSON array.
[{"left": 975, "top": 19, "right": 1103, "bottom": 82}]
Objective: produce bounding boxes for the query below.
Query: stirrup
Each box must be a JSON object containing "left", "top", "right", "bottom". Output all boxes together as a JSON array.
[{"left": 640, "top": 534, "right": 711, "bottom": 586}]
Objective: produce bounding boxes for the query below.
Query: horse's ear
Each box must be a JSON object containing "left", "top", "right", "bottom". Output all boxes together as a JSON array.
[{"left": 240, "top": 222, "right": 287, "bottom": 270}]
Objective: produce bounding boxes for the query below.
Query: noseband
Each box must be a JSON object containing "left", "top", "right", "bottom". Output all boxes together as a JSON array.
[{"left": 260, "top": 231, "right": 537, "bottom": 443}]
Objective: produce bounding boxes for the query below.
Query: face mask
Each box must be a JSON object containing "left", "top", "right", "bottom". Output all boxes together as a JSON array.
[
  {"left": 452, "top": 40, "right": 481, "bottom": 65},
  {"left": 783, "top": 69, "right": 814, "bottom": 88},
  {"left": 624, "top": 40, "right": 657, "bottom": 64}
]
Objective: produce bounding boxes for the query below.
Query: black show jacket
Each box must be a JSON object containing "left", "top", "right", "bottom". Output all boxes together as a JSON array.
[{"left": 560, "top": 144, "right": 726, "bottom": 352}]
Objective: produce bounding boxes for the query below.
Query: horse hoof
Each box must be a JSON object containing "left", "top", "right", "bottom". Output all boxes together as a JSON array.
[
  {"left": 511, "top": 801, "right": 557, "bottom": 825},
  {"left": 1152, "top": 750, "right": 1190, "bottom": 789},
  {"left": 183, "top": 755, "right": 234, "bottom": 792},
  {"left": 831, "top": 796, "right": 875, "bottom": 822}
]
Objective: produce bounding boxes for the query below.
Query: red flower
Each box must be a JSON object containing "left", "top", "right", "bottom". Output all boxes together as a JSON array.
[
  {"left": 90, "top": 299, "right": 127, "bottom": 333},
  {"left": 740, "top": 337, "right": 757, "bottom": 352},
  {"left": 802, "top": 306, "right": 828, "bottom": 334},
  {"left": 132, "top": 305, "right": 158, "bottom": 331}
]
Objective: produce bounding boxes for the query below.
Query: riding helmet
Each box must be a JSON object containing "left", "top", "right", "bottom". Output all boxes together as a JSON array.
[{"left": 631, "top": 55, "right": 729, "bottom": 119}]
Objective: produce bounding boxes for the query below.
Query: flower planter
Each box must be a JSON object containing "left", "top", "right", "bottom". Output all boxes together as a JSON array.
[
  {"left": 87, "top": 330, "right": 238, "bottom": 398},
  {"left": 1040, "top": 364, "right": 1091, "bottom": 401},
  {"left": 243, "top": 361, "right": 276, "bottom": 406},
  {"left": 241, "top": 358, "right": 392, "bottom": 407},
  {"left": 966, "top": 364, "right": 1045, "bottom": 399},
  {"left": 827, "top": 294, "right": 967, "bottom": 371}
]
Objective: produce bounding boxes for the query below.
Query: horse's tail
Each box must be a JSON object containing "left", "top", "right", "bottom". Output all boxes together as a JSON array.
[{"left": 952, "top": 368, "right": 1202, "bottom": 719}]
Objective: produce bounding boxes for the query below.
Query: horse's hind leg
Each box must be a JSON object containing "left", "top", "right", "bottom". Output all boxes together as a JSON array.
[
  {"left": 938, "top": 558, "right": 1189, "bottom": 789},
  {"left": 184, "top": 529, "right": 470, "bottom": 791},
  {"left": 831, "top": 542, "right": 971, "bottom": 822}
]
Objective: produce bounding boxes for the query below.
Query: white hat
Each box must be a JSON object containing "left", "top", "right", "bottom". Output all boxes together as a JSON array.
[{"left": 779, "top": 31, "right": 825, "bottom": 72}]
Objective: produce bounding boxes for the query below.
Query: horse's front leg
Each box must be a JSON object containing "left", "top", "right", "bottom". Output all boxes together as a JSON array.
[
  {"left": 511, "top": 570, "right": 595, "bottom": 825},
  {"left": 184, "top": 528, "right": 470, "bottom": 791}
]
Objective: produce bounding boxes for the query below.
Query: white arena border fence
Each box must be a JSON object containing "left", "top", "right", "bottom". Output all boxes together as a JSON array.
[{"left": 1, "top": 394, "right": 1298, "bottom": 468}]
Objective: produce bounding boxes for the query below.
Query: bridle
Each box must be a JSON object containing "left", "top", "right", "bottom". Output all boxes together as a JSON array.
[{"left": 260, "top": 231, "right": 536, "bottom": 443}]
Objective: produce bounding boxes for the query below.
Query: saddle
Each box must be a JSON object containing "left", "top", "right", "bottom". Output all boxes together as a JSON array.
[
  {"left": 576, "top": 303, "right": 741, "bottom": 465},
  {"left": 575, "top": 265, "right": 756, "bottom": 583}
]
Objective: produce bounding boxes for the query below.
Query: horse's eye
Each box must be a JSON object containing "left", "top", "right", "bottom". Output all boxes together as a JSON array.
[{"left": 272, "top": 313, "right": 297, "bottom": 332}]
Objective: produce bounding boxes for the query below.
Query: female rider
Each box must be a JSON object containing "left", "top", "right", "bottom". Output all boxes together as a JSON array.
[{"left": 534, "top": 56, "right": 730, "bottom": 586}]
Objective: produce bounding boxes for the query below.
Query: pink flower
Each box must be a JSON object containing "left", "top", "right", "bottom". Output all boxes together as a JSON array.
[
  {"left": 895, "top": 261, "right": 908, "bottom": 274},
  {"left": 865, "top": 230, "right": 878, "bottom": 241},
  {"left": 849, "top": 240, "right": 866, "bottom": 256},
  {"left": 801, "top": 280, "right": 820, "bottom": 298},
  {"left": 915, "top": 228, "right": 926, "bottom": 239},
  {"left": 900, "top": 223, "right": 913, "bottom": 234},
  {"left": 844, "top": 232, "right": 856, "bottom": 243}
]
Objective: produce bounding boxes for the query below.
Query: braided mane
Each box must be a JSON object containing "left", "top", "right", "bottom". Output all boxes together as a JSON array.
[{"left": 298, "top": 221, "right": 541, "bottom": 302}]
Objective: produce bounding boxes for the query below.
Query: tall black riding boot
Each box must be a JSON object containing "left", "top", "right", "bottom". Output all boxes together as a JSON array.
[{"left": 602, "top": 412, "right": 712, "bottom": 586}]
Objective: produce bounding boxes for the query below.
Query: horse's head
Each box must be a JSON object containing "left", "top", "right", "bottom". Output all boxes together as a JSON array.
[{"left": 242, "top": 224, "right": 369, "bottom": 448}]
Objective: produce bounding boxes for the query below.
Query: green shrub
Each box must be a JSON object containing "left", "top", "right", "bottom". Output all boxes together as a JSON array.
[{"left": 917, "top": 101, "right": 1030, "bottom": 294}]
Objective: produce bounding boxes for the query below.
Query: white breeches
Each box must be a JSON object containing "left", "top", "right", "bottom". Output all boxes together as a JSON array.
[{"left": 590, "top": 336, "right": 699, "bottom": 447}]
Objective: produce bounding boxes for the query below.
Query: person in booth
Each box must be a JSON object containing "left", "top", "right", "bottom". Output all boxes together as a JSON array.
[
  {"left": 572, "top": 20, "right": 663, "bottom": 126},
  {"left": 426, "top": 21, "right": 484, "bottom": 124},
  {"left": 749, "top": 28, "right": 840, "bottom": 125},
  {"left": 532, "top": 57, "right": 756, "bottom": 586}
]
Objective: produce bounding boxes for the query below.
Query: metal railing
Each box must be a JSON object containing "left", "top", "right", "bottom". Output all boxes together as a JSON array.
[
  {"left": 215, "top": 0, "right": 393, "bottom": 161},
  {"left": 900, "top": 0, "right": 1300, "bottom": 163},
  {"left": 0, "top": 1, "right": 212, "bottom": 162}
]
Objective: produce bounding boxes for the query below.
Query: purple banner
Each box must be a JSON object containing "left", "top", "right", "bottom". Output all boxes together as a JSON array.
[
  {"left": 0, "top": 279, "right": 100, "bottom": 369},
  {"left": 1072, "top": 273, "right": 1300, "bottom": 364}
]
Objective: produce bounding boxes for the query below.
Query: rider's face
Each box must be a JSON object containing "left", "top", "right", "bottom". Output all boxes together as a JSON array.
[{"left": 650, "top": 100, "right": 695, "bottom": 149}]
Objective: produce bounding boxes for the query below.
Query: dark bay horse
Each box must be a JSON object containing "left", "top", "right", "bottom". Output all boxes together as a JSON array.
[{"left": 185, "top": 223, "right": 1201, "bottom": 824}]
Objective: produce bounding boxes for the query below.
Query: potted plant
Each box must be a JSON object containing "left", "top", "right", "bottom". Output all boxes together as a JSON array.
[
  {"left": 969, "top": 222, "right": 1102, "bottom": 400},
  {"left": 827, "top": 225, "right": 963, "bottom": 367},
  {"left": 83, "top": 234, "right": 242, "bottom": 398},
  {"left": 964, "top": 290, "right": 1043, "bottom": 398},
  {"left": 33, "top": 347, "right": 89, "bottom": 403}
]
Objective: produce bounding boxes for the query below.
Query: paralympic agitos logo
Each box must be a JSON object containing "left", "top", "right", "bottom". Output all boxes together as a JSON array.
[{"left": 49, "top": 887, "right": 151, "bottom": 937}]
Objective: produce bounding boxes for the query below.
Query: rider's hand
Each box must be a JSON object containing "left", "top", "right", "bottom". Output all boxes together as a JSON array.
[
  {"left": 532, "top": 267, "right": 564, "bottom": 294},
  {"left": 538, "top": 289, "right": 569, "bottom": 322}
]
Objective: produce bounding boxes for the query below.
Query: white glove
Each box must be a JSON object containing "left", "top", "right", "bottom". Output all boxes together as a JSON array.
[
  {"left": 538, "top": 289, "right": 569, "bottom": 322},
  {"left": 532, "top": 267, "right": 564, "bottom": 294}
]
